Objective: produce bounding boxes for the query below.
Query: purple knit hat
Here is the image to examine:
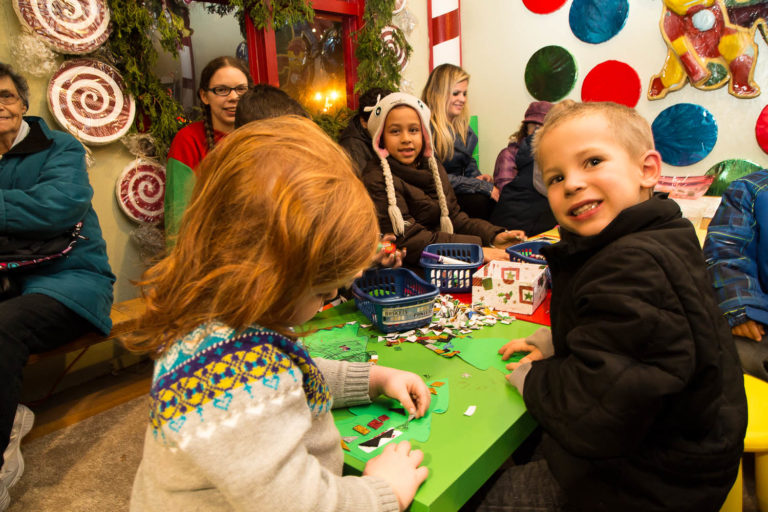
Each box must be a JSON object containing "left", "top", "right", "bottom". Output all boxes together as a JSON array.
[{"left": 523, "top": 101, "right": 553, "bottom": 125}]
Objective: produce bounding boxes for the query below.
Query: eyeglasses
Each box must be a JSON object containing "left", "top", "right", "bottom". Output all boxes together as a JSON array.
[
  {"left": 0, "top": 92, "right": 21, "bottom": 105},
  {"left": 207, "top": 85, "right": 249, "bottom": 97}
]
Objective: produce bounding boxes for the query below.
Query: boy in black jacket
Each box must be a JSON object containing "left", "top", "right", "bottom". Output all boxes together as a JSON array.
[{"left": 481, "top": 101, "right": 746, "bottom": 512}]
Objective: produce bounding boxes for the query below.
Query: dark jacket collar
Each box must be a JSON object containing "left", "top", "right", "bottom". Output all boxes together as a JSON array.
[
  {"left": 4, "top": 117, "right": 53, "bottom": 157},
  {"left": 543, "top": 193, "right": 681, "bottom": 258}
]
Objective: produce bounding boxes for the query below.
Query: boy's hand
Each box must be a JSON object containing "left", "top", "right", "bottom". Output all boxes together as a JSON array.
[
  {"left": 499, "top": 338, "right": 544, "bottom": 370},
  {"left": 491, "top": 186, "right": 500, "bottom": 202},
  {"left": 482, "top": 247, "right": 511, "bottom": 263},
  {"left": 363, "top": 441, "right": 429, "bottom": 512},
  {"left": 369, "top": 365, "right": 431, "bottom": 418},
  {"left": 492, "top": 230, "right": 527, "bottom": 248},
  {"left": 732, "top": 320, "right": 765, "bottom": 342}
]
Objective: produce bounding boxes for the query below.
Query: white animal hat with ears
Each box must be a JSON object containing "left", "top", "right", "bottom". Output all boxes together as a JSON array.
[{"left": 364, "top": 92, "right": 453, "bottom": 236}]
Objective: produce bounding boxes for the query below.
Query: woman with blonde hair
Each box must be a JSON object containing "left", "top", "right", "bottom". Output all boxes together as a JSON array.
[
  {"left": 422, "top": 64, "right": 497, "bottom": 220},
  {"left": 127, "top": 116, "right": 430, "bottom": 512}
]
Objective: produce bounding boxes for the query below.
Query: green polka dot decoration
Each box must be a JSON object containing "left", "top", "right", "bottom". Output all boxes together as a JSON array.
[
  {"left": 705, "top": 159, "right": 762, "bottom": 196},
  {"left": 525, "top": 45, "right": 577, "bottom": 101}
]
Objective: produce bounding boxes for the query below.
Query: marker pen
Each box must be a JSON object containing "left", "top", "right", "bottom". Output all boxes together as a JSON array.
[{"left": 421, "top": 251, "right": 467, "bottom": 265}]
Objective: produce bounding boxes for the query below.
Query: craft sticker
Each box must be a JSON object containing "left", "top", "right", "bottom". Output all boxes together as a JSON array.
[
  {"left": 569, "top": 0, "right": 629, "bottom": 44},
  {"left": 651, "top": 103, "right": 718, "bottom": 166}
]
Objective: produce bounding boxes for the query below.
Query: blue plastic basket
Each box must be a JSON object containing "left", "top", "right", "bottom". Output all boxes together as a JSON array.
[
  {"left": 351, "top": 268, "right": 439, "bottom": 333},
  {"left": 419, "top": 243, "right": 484, "bottom": 293},
  {"left": 505, "top": 240, "right": 551, "bottom": 264}
]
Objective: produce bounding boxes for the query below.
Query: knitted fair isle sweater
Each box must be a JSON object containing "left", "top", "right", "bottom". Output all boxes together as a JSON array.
[{"left": 130, "top": 322, "right": 399, "bottom": 512}]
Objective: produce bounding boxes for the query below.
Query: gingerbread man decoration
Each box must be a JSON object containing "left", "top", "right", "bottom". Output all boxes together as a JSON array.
[{"left": 649, "top": 0, "right": 760, "bottom": 100}]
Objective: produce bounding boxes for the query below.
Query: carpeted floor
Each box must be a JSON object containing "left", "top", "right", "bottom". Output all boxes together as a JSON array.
[{"left": 8, "top": 396, "right": 148, "bottom": 512}]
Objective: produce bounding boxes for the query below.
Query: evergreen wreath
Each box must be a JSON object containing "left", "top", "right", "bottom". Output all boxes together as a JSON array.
[{"left": 354, "top": 0, "right": 411, "bottom": 94}]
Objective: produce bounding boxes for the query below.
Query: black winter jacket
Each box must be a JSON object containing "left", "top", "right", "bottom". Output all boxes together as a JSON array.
[
  {"left": 362, "top": 155, "right": 504, "bottom": 268},
  {"left": 529, "top": 195, "right": 746, "bottom": 512}
]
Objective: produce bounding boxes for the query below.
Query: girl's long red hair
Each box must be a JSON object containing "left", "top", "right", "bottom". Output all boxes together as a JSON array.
[{"left": 123, "top": 116, "right": 379, "bottom": 355}]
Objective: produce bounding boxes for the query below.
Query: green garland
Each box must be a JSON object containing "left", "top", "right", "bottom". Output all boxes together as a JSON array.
[
  {"left": 107, "top": 0, "right": 189, "bottom": 154},
  {"left": 205, "top": 0, "right": 314, "bottom": 32},
  {"left": 354, "top": 0, "right": 411, "bottom": 94}
]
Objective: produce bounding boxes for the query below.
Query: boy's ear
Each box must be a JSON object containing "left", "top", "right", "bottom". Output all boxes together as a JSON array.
[{"left": 639, "top": 150, "right": 662, "bottom": 190}]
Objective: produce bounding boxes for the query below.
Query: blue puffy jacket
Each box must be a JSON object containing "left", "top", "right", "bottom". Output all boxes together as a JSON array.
[{"left": 0, "top": 117, "right": 114, "bottom": 334}]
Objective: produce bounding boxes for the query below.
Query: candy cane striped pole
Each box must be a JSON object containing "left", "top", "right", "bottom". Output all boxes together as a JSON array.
[{"left": 427, "top": 0, "right": 461, "bottom": 70}]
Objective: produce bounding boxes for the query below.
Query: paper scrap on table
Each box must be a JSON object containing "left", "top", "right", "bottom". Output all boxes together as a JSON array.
[{"left": 464, "top": 405, "right": 476, "bottom": 416}]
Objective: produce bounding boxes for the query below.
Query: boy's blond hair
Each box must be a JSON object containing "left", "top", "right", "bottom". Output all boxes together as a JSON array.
[
  {"left": 532, "top": 100, "right": 655, "bottom": 166},
  {"left": 123, "top": 116, "right": 379, "bottom": 354}
]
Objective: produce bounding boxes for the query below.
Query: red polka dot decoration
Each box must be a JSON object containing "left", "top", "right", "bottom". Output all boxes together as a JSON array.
[
  {"left": 756, "top": 105, "right": 768, "bottom": 154},
  {"left": 581, "top": 60, "right": 641, "bottom": 107},
  {"left": 523, "top": 0, "right": 568, "bottom": 15}
]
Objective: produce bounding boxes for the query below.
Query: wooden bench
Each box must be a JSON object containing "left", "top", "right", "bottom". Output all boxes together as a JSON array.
[{"left": 26, "top": 297, "right": 145, "bottom": 365}]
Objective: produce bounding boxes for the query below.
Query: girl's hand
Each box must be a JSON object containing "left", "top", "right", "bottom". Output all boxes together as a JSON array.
[
  {"left": 374, "top": 234, "right": 405, "bottom": 268},
  {"left": 482, "top": 247, "right": 510, "bottom": 263},
  {"left": 498, "top": 338, "right": 544, "bottom": 370},
  {"left": 492, "top": 230, "right": 526, "bottom": 248},
  {"left": 477, "top": 174, "right": 493, "bottom": 183},
  {"left": 363, "top": 441, "right": 429, "bottom": 512},
  {"left": 491, "top": 186, "right": 500, "bottom": 202},
  {"left": 732, "top": 320, "right": 765, "bottom": 342},
  {"left": 369, "top": 366, "right": 430, "bottom": 417}
]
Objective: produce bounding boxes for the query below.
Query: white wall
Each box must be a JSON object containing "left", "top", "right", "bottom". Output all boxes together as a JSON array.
[{"left": 455, "top": 0, "right": 768, "bottom": 176}]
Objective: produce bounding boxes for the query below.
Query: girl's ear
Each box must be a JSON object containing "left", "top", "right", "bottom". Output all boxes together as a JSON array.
[
  {"left": 639, "top": 150, "right": 662, "bottom": 190},
  {"left": 199, "top": 89, "right": 209, "bottom": 106}
]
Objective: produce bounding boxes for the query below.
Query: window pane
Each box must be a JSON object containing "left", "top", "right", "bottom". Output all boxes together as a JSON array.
[{"left": 275, "top": 17, "right": 346, "bottom": 114}]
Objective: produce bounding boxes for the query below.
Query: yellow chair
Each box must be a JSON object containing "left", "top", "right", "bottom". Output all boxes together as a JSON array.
[{"left": 721, "top": 374, "right": 768, "bottom": 512}]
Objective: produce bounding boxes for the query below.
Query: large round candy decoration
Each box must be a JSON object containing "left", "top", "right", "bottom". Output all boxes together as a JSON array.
[
  {"left": 48, "top": 59, "right": 136, "bottom": 146},
  {"left": 525, "top": 45, "right": 577, "bottom": 102},
  {"left": 115, "top": 160, "right": 166, "bottom": 224},
  {"left": 569, "top": 0, "right": 629, "bottom": 44},
  {"left": 381, "top": 26, "right": 408, "bottom": 71},
  {"left": 756, "top": 104, "right": 768, "bottom": 154},
  {"left": 705, "top": 159, "right": 762, "bottom": 196},
  {"left": 581, "top": 60, "right": 641, "bottom": 107},
  {"left": 523, "top": 0, "right": 568, "bottom": 15},
  {"left": 393, "top": 0, "right": 407, "bottom": 14},
  {"left": 13, "top": 0, "right": 111, "bottom": 55},
  {"left": 651, "top": 103, "right": 718, "bottom": 167}
]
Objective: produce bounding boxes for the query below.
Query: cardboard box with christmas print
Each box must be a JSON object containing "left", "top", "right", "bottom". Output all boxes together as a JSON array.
[{"left": 471, "top": 261, "right": 548, "bottom": 315}]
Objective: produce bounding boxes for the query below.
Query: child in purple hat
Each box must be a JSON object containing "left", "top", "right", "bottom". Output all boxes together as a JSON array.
[{"left": 490, "top": 101, "right": 557, "bottom": 236}]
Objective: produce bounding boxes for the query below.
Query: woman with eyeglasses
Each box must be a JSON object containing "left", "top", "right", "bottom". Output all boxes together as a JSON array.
[
  {"left": 165, "top": 56, "right": 254, "bottom": 242},
  {"left": 0, "top": 62, "right": 114, "bottom": 509}
]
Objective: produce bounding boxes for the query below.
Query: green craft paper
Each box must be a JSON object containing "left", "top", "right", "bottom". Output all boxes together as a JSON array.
[
  {"left": 341, "top": 378, "right": 449, "bottom": 462},
  {"left": 450, "top": 337, "right": 529, "bottom": 375},
  {"left": 301, "top": 324, "right": 369, "bottom": 362}
]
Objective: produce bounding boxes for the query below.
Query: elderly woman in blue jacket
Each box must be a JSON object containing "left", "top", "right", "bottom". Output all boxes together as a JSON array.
[{"left": 0, "top": 63, "right": 114, "bottom": 508}]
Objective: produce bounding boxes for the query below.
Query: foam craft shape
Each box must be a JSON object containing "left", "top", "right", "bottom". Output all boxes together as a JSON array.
[
  {"left": 581, "top": 60, "right": 642, "bottom": 107},
  {"left": 340, "top": 379, "right": 449, "bottom": 462},
  {"left": 651, "top": 103, "right": 718, "bottom": 166},
  {"left": 569, "top": 0, "right": 629, "bottom": 44},
  {"left": 301, "top": 324, "right": 370, "bottom": 362},
  {"left": 449, "top": 337, "right": 528, "bottom": 376},
  {"left": 648, "top": 0, "right": 762, "bottom": 100}
]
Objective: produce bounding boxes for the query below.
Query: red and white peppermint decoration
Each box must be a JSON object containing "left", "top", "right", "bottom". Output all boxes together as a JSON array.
[
  {"left": 115, "top": 160, "right": 166, "bottom": 224},
  {"left": 427, "top": 0, "right": 461, "bottom": 70},
  {"left": 381, "top": 26, "right": 409, "bottom": 71},
  {"left": 48, "top": 59, "right": 136, "bottom": 146},
  {"left": 13, "top": 0, "right": 111, "bottom": 55}
]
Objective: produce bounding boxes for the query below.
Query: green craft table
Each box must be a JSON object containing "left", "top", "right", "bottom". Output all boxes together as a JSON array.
[{"left": 308, "top": 301, "right": 542, "bottom": 512}]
